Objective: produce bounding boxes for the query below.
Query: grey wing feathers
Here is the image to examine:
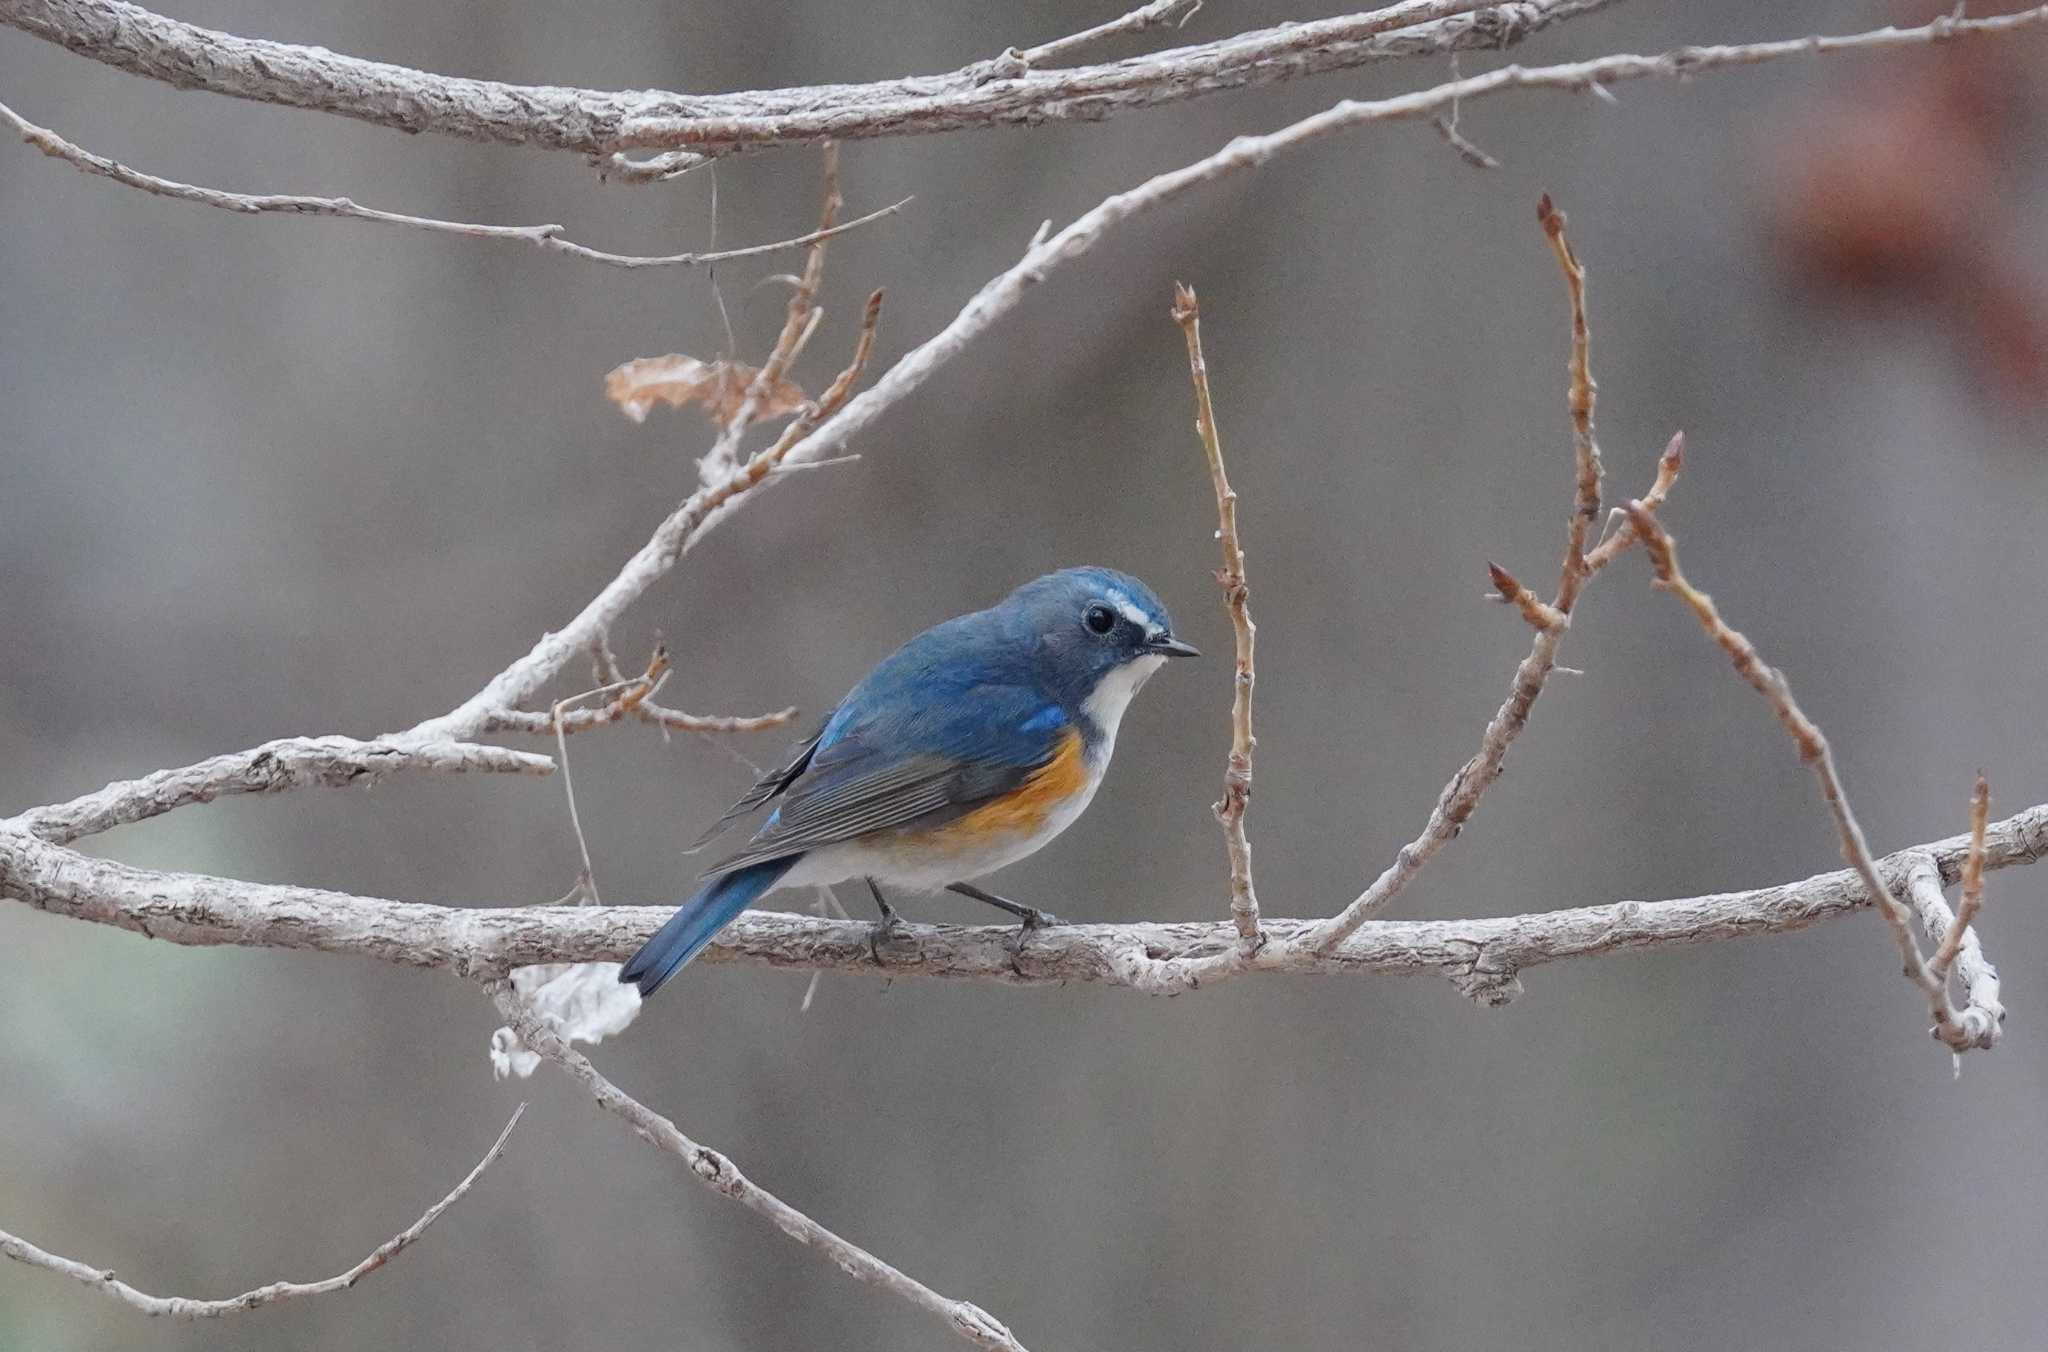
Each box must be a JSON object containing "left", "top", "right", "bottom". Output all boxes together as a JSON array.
[
  {"left": 700, "top": 746, "right": 1037, "bottom": 877},
  {"left": 684, "top": 725, "right": 825, "bottom": 854}
]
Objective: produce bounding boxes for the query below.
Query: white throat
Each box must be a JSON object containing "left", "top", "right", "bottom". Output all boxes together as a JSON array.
[{"left": 1081, "top": 653, "right": 1167, "bottom": 753}]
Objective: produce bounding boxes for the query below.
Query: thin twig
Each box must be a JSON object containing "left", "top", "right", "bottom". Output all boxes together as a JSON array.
[
  {"left": 1015, "top": 0, "right": 1205, "bottom": 67},
  {"left": 483, "top": 644, "right": 799, "bottom": 737},
  {"left": 1172, "top": 283, "right": 1263, "bottom": 951},
  {"left": 0, "top": 97, "right": 906, "bottom": 268},
  {"left": 698, "top": 144, "right": 842, "bottom": 485},
  {"left": 1432, "top": 114, "right": 1501, "bottom": 169},
  {"left": 548, "top": 685, "right": 630, "bottom": 905},
  {"left": 1932, "top": 773, "right": 1991, "bottom": 982},
  {"left": 0, "top": 1105, "right": 524, "bottom": 1318},
  {"left": 1430, "top": 53, "right": 1501, "bottom": 170},
  {"left": 487, "top": 692, "right": 799, "bottom": 737},
  {"left": 491, "top": 994, "right": 1030, "bottom": 1351},
  {"left": 1486, "top": 562, "right": 1565, "bottom": 632},
  {"left": 1585, "top": 432, "right": 1683, "bottom": 573},
  {"left": 1621, "top": 503, "right": 1977, "bottom": 1053},
  {"left": 1538, "top": 194, "right": 1603, "bottom": 613}
]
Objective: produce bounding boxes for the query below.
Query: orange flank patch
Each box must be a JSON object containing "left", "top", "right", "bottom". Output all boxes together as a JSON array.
[{"left": 937, "top": 729, "right": 1088, "bottom": 843}]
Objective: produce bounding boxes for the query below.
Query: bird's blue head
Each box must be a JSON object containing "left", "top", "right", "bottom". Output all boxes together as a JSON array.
[{"left": 993, "top": 566, "right": 1198, "bottom": 734}]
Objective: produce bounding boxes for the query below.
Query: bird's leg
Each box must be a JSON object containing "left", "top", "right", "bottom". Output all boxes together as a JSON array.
[
  {"left": 865, "top": 877, "right": 910, "bottom": 966},
  {"left": 865, "top": 876, "right": 899, "bottom": 924},
  {"left": 947, "top": 880, "right": 1061, "bottom": 930}
]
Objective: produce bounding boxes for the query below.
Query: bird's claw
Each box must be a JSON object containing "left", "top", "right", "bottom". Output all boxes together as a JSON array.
[{"left": 867, "top": 913, "right": 914, "bottom": 967}]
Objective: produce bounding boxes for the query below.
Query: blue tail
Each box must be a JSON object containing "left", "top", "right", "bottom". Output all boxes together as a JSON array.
[{"left": 619, "top": 858, "right": 797, "bottom": 997}]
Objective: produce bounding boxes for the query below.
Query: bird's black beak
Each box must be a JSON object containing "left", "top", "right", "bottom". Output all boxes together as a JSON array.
[{"left": 1147, "top": 633, "right": 1200, "bottom": 657}]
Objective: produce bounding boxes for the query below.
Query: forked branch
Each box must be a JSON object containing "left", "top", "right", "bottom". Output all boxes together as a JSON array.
[
  {"left": 1622, "top": 504, "right": 1996, "bottom": 1053},
  {"left": 491, "top": 994, "right": 1030, "bottom": 1351},
  {"left": 1302, "top": 194, "right": 1663, "bottom": 955}
]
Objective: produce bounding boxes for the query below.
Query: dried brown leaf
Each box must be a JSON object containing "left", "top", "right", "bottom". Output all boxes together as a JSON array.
[{"left": 603, "top": 355, "right": 807, "bottom": 425}]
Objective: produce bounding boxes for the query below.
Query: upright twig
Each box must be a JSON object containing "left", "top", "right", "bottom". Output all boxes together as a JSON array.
[
  {"left": 1931, "top": 773, "right": 1991, "bottom": 982},
  {"left": 698, "top": 144, "right": 843, "bottom": 485},
  {"left": 1538, "top": 194, "right": 1603, "bottom": 613},
  {"left": 1172, "top": 283, "right": 1263, "bottom": 950},
  {"left": 1902, "top": 854, "right": 2004, "bottom": 1054},
  {"left": 491, "top": 993, "right": 1030, "bottom": 1352},
  {"left": 1621, "top": 503, "right": 1978, "bottom": 1053},
  {"left": 0, "top": 1106, "right": 524, "bottom": 1318}
]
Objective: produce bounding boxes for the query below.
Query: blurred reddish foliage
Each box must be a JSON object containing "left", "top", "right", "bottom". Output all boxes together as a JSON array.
[{"left": 1762, "top": 3, "right": 2048, "bottom": 405}]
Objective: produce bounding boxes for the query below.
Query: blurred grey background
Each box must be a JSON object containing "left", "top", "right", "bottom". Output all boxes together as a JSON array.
[{"left": 5, "top": 2, "right": 2047, "bottom": 1349}]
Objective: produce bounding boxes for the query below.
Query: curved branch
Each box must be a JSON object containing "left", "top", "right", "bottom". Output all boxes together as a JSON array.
[
  {"left": 0, "top": 1106, "right": 524, "bottom": 1318},
  {"left": 0, "top": 0, "right": 1605, "bottom": 159},
  {"left": 6, "top": 804, "right": 2041, "bottom": 1002},
  {"left": 0, "top": 96, "right": 910, "bottom": 267}
]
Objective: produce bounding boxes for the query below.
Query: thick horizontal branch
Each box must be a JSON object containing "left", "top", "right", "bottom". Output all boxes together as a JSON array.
[
  {"left": 0, "top": 1105, "right": 523, "bottom": 1318},
  {"left": 3, "top": 736, "right": 554, "bottom": 847},
  {"left": 0, "top": 0, "right": 1602, "bottom": 160},
  {"left": 7, "top": 803, "right": 2041, "bottom": 1002}
]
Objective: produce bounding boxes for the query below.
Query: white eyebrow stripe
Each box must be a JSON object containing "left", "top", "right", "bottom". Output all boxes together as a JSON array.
[{"left": 1104, "top": 589, "right": 1152, "bottom": 629}]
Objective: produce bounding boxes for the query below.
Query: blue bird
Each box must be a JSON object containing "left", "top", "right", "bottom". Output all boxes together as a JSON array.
[{"left": 620, "top": 567, "right": 1198, "bottom": 997}]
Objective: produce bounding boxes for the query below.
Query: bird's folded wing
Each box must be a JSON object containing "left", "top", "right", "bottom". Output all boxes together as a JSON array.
[
  {"left": 700, "top": 739, "right": 1044, "bottom": 877},
  {"left": 685, "top": 723, "right": 827, "bottom": 853}
]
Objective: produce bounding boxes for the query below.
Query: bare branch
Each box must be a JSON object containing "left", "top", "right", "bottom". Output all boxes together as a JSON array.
[
  {"left": 1172, "top": 283, "right": 1263, "bottom": 951},
  {"left": 491, "top": 994, "right": 1030, "bottom": 1351},
  {"left": 1585, "top": 431, "right": 1683, "bottom": 573},
  {"left": 1622, "top": 503, "right": 1981, "bottom": 1053},
  {"left": 483, "top": 700, "right": 794, "bottom": 733},
  {"left": 1486, "top": 561, "right": 1566, "bottom": 632},
  {"left": 0, "top": 1105, "right": 524, "bottom": 1318},
  {"left": 7, "top": 806, "right": 2041, "bottom": 1005},
  {"left": 1432, "top": 114, "right": 1502, "bottom": 170},
  {"left": 1930, "top": 773, "right": 1990, "bottom": 983},
  {"left": 1538, "top": 193, "right": 1603, "bottom": 613},
  {"left": 376, "top": 12, "right": 2045, "bottom": 755},
  {"left": 3, "top": 737, "right": 554, "bottom": 847},
  {"left": 699, "top": 145, "right": 843, "bottom": 486},
  {"left": 1903, "top": 854, "right": 2004, "bottom": 1053},
  {"left": 486, "top": 699, "right": 798, "bottom": 737},
  {"left": 0, "top": 96, "right": 909, "bottom": 268},
  {"left": 0, "top": 0, "right": 1615, "bottom": 161},
  {"left": 481, "top": 644, "right": 799, "bottom": 737}
]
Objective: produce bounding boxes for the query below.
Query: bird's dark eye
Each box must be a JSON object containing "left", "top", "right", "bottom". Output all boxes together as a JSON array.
[{"left": 1083, "top": 603, "right": 1116, "bottom": 635}]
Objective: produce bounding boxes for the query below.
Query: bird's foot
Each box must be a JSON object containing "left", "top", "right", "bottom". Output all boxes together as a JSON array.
[{"left": 867, "top": 912, "right": 917, "bottom": 967}]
